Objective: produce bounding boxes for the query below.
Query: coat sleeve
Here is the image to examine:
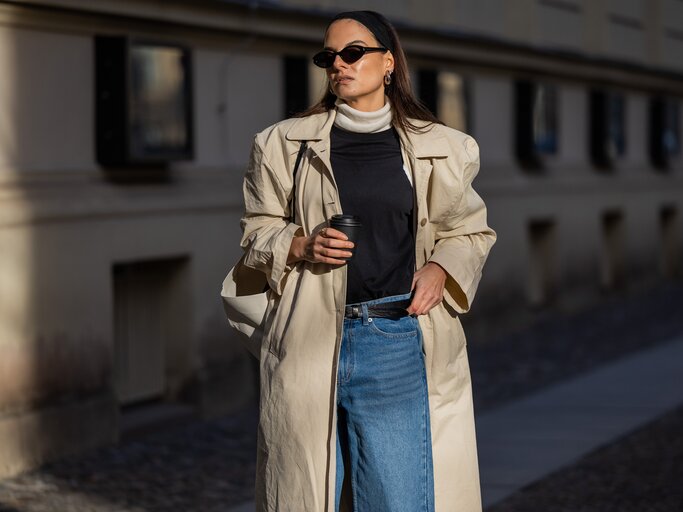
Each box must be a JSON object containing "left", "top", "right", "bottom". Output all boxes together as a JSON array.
[
  {"left": 240, "top": 136, "right": 302, "bottom": 295},
  {"left": 428, "top": 137, "right": 496, "bottom": 314}
]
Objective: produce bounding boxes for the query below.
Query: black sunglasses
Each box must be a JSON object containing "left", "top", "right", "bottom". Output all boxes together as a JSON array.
[{"left": 312, "top": 45, "right": 388, "bottom": 68}]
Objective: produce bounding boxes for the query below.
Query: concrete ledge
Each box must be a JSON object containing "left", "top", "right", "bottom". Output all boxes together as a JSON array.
[{"left": 0, "top": 394, "right": 117, "bottom": 479}]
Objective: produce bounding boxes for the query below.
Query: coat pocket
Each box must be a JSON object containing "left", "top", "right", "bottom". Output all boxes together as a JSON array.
[{"left": 221, "top": 259, "right": 270, "bottom": 359}]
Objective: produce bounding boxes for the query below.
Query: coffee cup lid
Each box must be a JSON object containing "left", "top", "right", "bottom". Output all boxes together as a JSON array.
[{"left": 330, "top": 214, "right": 361, "bottom": 226}]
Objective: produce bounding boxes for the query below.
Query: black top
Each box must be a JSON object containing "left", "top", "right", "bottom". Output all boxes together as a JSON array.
[{"left": 330, "top": 125, "right": 415, "bottom": 304}]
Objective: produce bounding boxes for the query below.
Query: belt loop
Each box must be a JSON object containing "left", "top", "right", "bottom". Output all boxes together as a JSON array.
[{"left": 361, "top": 303, "right": 370, "bottom": 325}]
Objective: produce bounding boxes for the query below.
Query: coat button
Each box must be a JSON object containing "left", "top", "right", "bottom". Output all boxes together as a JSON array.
[{"left": 420, "top": 218, "right": 427, "bottom": 227}]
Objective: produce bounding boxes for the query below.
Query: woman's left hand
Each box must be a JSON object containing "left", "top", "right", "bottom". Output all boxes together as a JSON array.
[{"left": 407, "top": 262, "right": 447, "bottom": 316}]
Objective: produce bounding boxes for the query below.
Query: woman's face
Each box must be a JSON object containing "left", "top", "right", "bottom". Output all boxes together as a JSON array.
[{"left": 323, "top": 19, "right": 394, "bottom": 112}]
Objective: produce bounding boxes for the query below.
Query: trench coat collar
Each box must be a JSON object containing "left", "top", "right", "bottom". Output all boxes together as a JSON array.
[
  {"left": 397, "top": 122, "right": 450, "bottom": 160},
  {"left": 285, "top": 110, "right": 451, "bottom": 159},
  {"left": 285, "top": 111, "right": 335, "bottom": 143}
]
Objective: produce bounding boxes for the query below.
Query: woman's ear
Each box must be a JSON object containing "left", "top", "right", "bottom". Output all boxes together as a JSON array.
[{"left": 384, "top": 51, "right": 394, "bottom": 72}]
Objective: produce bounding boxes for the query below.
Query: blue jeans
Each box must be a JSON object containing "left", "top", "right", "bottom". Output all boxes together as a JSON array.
[{"left": 335, "top": 293, "right": 435, "bottom": 512}]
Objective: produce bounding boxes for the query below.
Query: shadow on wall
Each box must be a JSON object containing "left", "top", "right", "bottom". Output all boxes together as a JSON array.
[
  {"left": 0, "top": 14, "right": 260, "bottom": 486},
  {"left": 0, "top": 21, "right": 118, "bottom": 480}
]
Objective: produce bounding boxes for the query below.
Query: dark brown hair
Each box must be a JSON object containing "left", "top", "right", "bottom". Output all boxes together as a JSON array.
[{"left": 296, "top": 11, "right": 442, "bottom": 133}]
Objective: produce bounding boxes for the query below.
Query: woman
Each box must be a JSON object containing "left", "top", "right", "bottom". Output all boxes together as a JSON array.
[{"left": 235, "top": 10, "right": 495, "bottom": 512}]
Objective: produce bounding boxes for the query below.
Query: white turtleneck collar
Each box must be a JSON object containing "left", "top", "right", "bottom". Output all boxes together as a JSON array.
[
  {"left": 332, "top": 97, "right": 413, "bottom": 186},
  {"left": 334, "top": 98, "right": 392, "bottom": 133}
]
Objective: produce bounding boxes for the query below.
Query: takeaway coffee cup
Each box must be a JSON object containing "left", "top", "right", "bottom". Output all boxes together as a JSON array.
[{"left": 328, "top": 214, "right": 362, "bottom": 259}]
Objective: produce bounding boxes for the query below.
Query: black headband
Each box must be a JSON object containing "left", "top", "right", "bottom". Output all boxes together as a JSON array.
[{"left": 329, "top": 11, "right": 395, "bottom": 53}]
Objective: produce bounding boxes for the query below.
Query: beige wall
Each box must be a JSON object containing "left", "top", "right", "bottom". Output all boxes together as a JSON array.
[
  {"left": 189, "top": 50, "right": 284, "bottom": 170},
  {"left": 279, "top": 0, "right": 683, "bottom": 71},
  {"left": 659, "top": 0, "right": 683, "bottom": 70},
  {"left": 0, "top": 26, "right": 93, "bottom": 171},
  {"left": 537, "top": 1, "right": 583, "bottom": 51}
]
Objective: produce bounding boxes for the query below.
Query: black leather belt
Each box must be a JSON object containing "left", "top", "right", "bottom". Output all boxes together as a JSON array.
[{"left": 344, "top": 299, "right": 412, "bottom": 320}]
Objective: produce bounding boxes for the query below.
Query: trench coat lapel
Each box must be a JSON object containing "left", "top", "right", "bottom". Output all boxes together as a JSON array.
[
  {"left": 398, "top": 126, "right": 451, "bottom": 267},
  {"left": 285, "top": 111, "right": 338, "bottom": 204},
  {"left": 285, "top": 110, "right": 334, "bottom": 143}
]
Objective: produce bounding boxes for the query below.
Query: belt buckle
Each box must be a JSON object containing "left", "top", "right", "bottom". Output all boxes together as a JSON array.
[{"left": 351, "top": 305, "right": 361, "bottom": 318}]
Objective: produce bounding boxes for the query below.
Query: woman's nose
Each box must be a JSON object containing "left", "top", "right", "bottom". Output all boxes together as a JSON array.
[{"left": 331, "top": 54, "right": 347, "bottom": 70}]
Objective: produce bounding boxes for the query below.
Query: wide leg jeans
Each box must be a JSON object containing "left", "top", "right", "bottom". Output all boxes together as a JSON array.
[{"left": 334, "top": 293, "right": 435, "bottom": 512}]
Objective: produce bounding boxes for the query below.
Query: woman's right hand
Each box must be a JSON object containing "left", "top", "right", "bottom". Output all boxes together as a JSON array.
[{"left": 287, "top": 227, "right": 354, "bottom": 265}]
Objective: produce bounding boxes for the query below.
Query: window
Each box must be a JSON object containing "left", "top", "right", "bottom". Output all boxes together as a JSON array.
[
  {"left": 417, "top": 69, "right": 470, "bottom": 132},
  {"left": 417, "top": 68, "right": 438, "bottom": 117},
  {"left": 649, "top": 97, "right": 680, "bottom": 170},
  {"left": 515, "top": 81, "right": 558, "bottom": 168},
  {"left": 600, "top": 210, "right": 625, "bottom": 291},
  {"left": 660, "top": 206, "right": 681, "bottom": 278},
  {"left": 590, "top": 89, "right": 626, "bottom": 169},
  {"left": 528, "top": 219, "right": 557, "bottom": 306},
  {"left": 95, "top": 36, "right": 194, "bottom": 167},
  {"left": 283, "top": 56, "right": 309, "bottom": 118}
]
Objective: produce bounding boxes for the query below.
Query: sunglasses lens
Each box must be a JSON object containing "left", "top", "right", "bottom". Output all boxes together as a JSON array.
[
  {"left": 339, "top": 47, "right": 364, "bottom": 64},
  {"left": 313, "top": 46, "right": 367, "bottom": 68},
  {"left": 313, "top": 51, "right": 335, "bottom": 68}
]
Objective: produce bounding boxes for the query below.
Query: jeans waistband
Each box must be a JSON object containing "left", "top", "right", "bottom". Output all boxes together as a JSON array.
[
  {"left": 344, "top": 293, "right": 413, "bottom": 321},
  {"left": 345, "top": 292, "right": 413, "bottom": 308}
]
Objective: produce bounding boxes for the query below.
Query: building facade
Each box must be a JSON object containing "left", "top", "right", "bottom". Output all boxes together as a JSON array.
[{"left": 0, "top": 0, "right": 681, "bottom": 477}]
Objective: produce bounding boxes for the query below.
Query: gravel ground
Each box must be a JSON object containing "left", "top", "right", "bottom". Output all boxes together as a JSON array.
[
  {"left": 1, "top": 280, "right": 682, "bottom": 512},
  {"left": 486, "top": 405, "right": 683, "bottom": 512},
  {"left": 0, "top": 409, "right": 258, "bottom": 512}
]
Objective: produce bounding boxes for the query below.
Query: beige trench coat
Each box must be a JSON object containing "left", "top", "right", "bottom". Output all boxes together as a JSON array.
[{"left": 236, "top": 109, "right": 496, "bottom": 512}]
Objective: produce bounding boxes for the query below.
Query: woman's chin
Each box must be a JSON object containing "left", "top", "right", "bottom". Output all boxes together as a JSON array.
[{"left": 334, "top": 89, "right": 355, "bottom": 101}]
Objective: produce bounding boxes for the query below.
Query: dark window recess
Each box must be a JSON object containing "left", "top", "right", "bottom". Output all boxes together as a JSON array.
[
  {"left": 95, "top": 35, "right": 194, "bottom": 168},
  {"left": 284, "top": 56, "right": 309, "bottom": 118},
  {"left": 600, "top": 210, "right": 626, "bottom": 291},
  {"left": 515, "top": 80, "right": 558, "bottom": 168},
  {"left": 528, "top": 219, "right": 557, "bottom": 307},
  {"left": 590, "top": 89, "right": 626, "bottom": 169},
  {"left": 418, "top": 68, "right": 439, "bottom": 117},
  {"left": 660, "top": 206, "right": 681, "bottom": 278},
  {"left": 113, "top": 257, "right": 190, "bottom": 406},
  {"left": 649, "top": 97, "right": 680, "bottom": 170}
]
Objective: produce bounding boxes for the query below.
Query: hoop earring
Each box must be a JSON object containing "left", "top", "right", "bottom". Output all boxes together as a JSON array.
[{"left": 384, "top": 71, "right": 393, "bottom": 86}]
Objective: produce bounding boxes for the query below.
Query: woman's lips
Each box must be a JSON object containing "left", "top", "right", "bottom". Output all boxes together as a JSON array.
[{"left": 335, "top": 76, "right": 353, "bottom": 85}]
